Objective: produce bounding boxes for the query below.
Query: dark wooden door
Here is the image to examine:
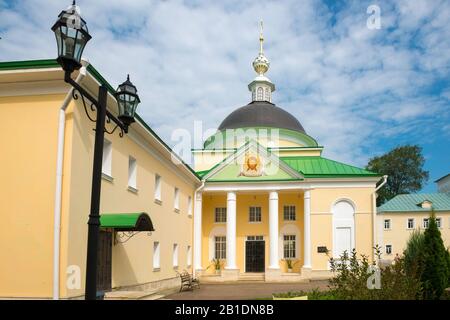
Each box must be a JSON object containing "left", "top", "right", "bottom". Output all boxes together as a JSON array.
[
  {"left": 97, "top": 230, "right": 112, "bottom": 294},
  {"left": 245, "top": 241, "right": 265, "bottom": 272}
]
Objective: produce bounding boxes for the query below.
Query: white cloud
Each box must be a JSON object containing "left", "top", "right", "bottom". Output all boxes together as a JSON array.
[{"left": 0, "top": 0, "right": 449, "bottom": 168}]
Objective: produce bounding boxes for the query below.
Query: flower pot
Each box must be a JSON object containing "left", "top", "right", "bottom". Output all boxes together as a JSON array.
[
  {"left": 215, "top": 269, "right": 220, "bottom": 275},
  {"left": 288, "top": 268, "right": 293, "bottom": 273}
]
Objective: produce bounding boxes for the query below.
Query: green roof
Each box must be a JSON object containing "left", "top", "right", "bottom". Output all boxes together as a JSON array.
[
  {"left": 280, "top": 156, "right": 379, "bottom": 178},
  {"left": 378, "top": 193, "right": 450, "bottom": 213},
  {"left": 0, "top": 59, "right": 60, "bottom": 70},
  {"left": 196, "top": 170, "right": 210, "bottom": 178},
  {"left": 196, "top": 155, "right": 379, "bottom": 180},
  {"left": 100, "top": 213, "right": 154, "bottom": 231}
]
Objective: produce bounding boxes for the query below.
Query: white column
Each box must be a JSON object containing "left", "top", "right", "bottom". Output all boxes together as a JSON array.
[
  {"left": 226, "top": 191, "right": 237, "bottom": 269},
  {"left": 193, "top": 192, "right": 203, "bottom": 270},
  {"left": 269, "top": 191, "right": 280, "bottom": 269},
  {"left": 303, "top": 190, "right": 312, "bottom": 269}
]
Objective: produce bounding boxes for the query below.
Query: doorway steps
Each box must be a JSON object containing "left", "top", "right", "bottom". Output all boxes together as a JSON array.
[{"left": 238, "top": 273, "right": 265, "bottom": 282}]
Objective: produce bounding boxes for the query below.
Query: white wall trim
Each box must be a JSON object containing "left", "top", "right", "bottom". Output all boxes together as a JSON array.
[
  {"left": 128, "top": 130, "right": 197, "bottom": 187},
  {"left": 203, "top": 180, "right": 377, "bottom": 192},
  {"left": 0, "top": 80, "right": 69, "bottom": 97}
]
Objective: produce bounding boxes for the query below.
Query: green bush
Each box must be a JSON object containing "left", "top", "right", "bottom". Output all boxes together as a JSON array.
[
  {"left": 327, "top": 247, "right": 422, "bottom": 300},
  {"left": 420, "top": 211, "right": 450, "bottom": 299},
  {"left": 403, "top": 230, "right": 426, "bottom": 279}
]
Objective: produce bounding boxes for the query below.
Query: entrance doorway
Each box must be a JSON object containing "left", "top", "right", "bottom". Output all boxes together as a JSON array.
[
  {"left": 97, "top": 230, "right": 112, "bottom": 294},
  {"left": 245, "top": 236, "right": 265, "bottom": 272}
]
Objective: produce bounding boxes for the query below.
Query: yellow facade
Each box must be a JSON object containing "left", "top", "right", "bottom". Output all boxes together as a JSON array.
[
  {"left": 0, "top": 66, "right": 198, "bottom": 298},
  {"left": 378, "top": 211, "right": 450, "bottom": 258},
  {"left": 0, "top": 94, "right": 65, "bottom": 297}
]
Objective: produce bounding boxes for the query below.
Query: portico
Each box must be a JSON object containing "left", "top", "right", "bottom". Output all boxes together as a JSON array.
[{"left": 194, "top": 185, "right": 312, "bottom": 281}]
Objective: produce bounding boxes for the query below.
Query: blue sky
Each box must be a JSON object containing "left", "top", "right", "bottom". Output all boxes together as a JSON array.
[{"left": 1, "top": 0, "right": 449, "bottom": 192}]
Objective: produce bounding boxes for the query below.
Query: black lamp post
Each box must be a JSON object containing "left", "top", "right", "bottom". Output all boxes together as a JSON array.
[{"left": 52, "top": 1, "right": 140, "bottom": 300}]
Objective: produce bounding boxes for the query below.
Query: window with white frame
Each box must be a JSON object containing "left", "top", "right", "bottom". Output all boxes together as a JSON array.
[
  {"left": 214, "top": 236, "right": 226, "bottom": 259},
  {"left": 423, "top": 218, "right": 429, "bottom": 229},
  {"left": 436, "top": 217, "right": 442, "bottom": 228},
  {"left": 249, "top": 207, "right": 262, "bottom": 222},
  {"left": 188, "top": 196, "right": 192, "bottom": 216},
  {"left": 174, "top": 187, "right": 180, "bottom": 211},
  {"left": 283, "top": 205, "right": 296, "bottom": 221},
  {"left": 214, "top": 207, "right": 227, "bottom": 223},
  {"left": 102, "top": 139, "right": 112, "bottom": 177},
  {"left": 283, "top": 235, "right": 296, "bottom": 259},
  {"left": 384, "top": 219, "right": 391, "bottom": 230},
  {"left": 128, "top": 156, "right": 137, "bottom": 189},
  {"left": 173, "top": 244, "right": 179, "bottom": 268},
  {"left": 153, "top": 242, "right": 160, "bottom": 270},
  {"left": 187, "top": 245, "right": 192, "bottom": 266},
  {"left": 247, "top": 235, "right": 263, "bottom": 241},
  {"left": 257, "top": 87, "right": 263, "bottom": 100},
  {"left": 154, "top": 174, "right": 161, "bottom": 202},
  {"left": 385, "top": 244, "right": 392, "bottom": 255},
  {"left": 407, "top": 218, "right": 415, "bottom": 229}
]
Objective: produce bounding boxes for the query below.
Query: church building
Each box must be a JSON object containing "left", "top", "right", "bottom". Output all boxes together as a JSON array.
[{"left": 192, "top": 27, "right": 384, "bottom": 282}]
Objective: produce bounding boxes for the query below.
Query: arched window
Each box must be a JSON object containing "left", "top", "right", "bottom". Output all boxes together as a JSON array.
[
  {"left": 257, "top": 87, "right": 263, "bottom": 101},
  {"left": 265, "top": 87, "right": 270, "bottom": 101},
  {"left": 332, "top": 200, "right": 355, "bottom": 258}
]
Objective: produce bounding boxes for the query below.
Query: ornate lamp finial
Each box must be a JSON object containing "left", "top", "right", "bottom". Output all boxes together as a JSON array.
[
  {"left": 259, "top": 20, "right": 264, "bottom": 55},
  {"left": 253, "top": 20, "right": 270, "bottom": 76}
]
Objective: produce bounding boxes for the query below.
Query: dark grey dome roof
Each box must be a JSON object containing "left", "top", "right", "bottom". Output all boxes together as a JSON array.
[{"left": 218, "top": 101, "right": 306, "bottom": 134}]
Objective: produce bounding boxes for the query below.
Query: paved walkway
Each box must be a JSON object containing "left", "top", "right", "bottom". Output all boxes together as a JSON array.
[{"left": 164, "top": 281, "right": 329, "bottom": 300}]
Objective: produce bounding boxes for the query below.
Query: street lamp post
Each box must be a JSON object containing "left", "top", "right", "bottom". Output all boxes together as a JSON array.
[{"left": 52, "top": 1, "right": 141, "bottom": 300}]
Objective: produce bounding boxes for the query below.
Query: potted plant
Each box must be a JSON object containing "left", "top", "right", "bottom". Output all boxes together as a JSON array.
[
  {"left": 207, "top": 258, "right": 222, "bottom": 275},
  {"left": 283, "top": 259, "right": 298, "bottom": 273}
]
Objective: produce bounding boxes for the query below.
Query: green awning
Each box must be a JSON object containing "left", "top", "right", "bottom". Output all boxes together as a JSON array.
[{"left": 100, "top": 213, "right": 154, "bottom": 232}]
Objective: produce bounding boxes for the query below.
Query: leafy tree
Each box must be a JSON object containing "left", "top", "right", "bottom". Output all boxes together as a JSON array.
[
  {"left": 366, "top": 145, "right": 429, "bottom": 205},
  {"left": 421, "top": 210, "right": 450, "bottom": 299}
]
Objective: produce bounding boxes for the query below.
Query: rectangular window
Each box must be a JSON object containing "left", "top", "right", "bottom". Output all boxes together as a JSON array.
[
  {"left": 283, "top": 235, "right": 296, "bottom": 259},
  {"left": 407, "top": 218, "right": 415, "bottom": 229},
  {"left": 214, "top": 236, "right": 226, "bottom": 259},
  {"left": 173, "top": 244, "right": 179, "bottom": 268},
  {"left": 102, "top": 139, "right": 112, "bottom": 177},
  {"left": 283, "top": 205, "right": 296, "bottom": 221},
  {"left": 174, "top": 187, "right": 180, "bottom": 211},
  {"left": 247, "top": 235, "right": 264, "bottom": 241},
  {"left": 214, "top": 207, "right": 227, "bottom": 223},
  {"left": 249, "top": 207, "right": 262, "bottom": 222},
  {"left": 187, "top": 245, "right": 192, "bottom": 267},
  {"left": 128, "top": 156, "right": 137, "bottom": 189},
  {"left": 188, "top": 196, "right": 193, "bottom": 216},
  {"left": 384, "top": 219, "right": 391, "bottom": 230},
  {"left": 423, "top": 218, "right": 429, "bottom": 229},
  {"left": 385, "top": 245, "right": 392, "bottom": 255},
  {"left": 436, "top": 218, "right": 442, "bottom": 228},
  {"left": 153, "top": 242, "right": 160, "bottom": 270},
  {"left": 154, "top": 174, "right": 161, "bottom": 202}
]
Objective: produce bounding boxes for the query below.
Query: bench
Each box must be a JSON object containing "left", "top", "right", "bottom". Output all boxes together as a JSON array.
[{"left": 178, "top": 270, "right": 200, "bottom": 292}]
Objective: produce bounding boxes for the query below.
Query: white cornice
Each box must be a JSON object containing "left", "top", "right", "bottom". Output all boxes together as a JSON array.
[
  {"left": 203, "top": 180, "right": 377, "bottom": 192},
  {"left": 0, "top": 80, "right": 70, "bottom": 97}
]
